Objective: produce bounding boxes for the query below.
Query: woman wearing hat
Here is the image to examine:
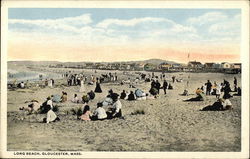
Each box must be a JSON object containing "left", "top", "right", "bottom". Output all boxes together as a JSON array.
[{"left": 107, "top": 95, "right": 122, "bottom": 119}]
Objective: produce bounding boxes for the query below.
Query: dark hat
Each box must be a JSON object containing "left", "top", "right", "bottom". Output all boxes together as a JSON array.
[{"left": 97, "top": 102, "right": 103, "bottom": 107}]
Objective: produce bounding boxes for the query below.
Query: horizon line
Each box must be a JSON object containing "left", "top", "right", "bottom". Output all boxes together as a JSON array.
[{"left": 7, "top": 59, "right": 241, "bottom": 64}]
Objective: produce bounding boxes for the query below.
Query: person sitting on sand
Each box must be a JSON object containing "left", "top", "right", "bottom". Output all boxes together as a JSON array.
[
  {"left": 222, "top": 98, "right": 233, "bottom": 110},
  {"left": 201, "top": 98, "right": 232, "bottom": 111},
  {"left": 61, "top": 91, "right": 68, "bottom": 103},
  {"left": 107, "top": 96, "right": 122, "bottom": 119},
  {"left": 72, "top": 94, "right": 80, "bottom": 103},
  {"left": 82, "top": 94, "right": 89, "bottom": 104},
  {"left": 135, "top": 89, "right": 144, "bottom": 98},
  {"left": 136, "top": 92, "right": 146, "bottom": 101},
  {"left": 233, "top": 87, "right": 241, "bottom": 96},
  {"left": 176, "top": 79, "right": 183, "bottom": 83},
  {"left": 91, "top": 103, "right": 107, "bottom": 121},
  {"left": 43, "top": 106, "right": 60, "bottom": 123},
  {"left": 180, "top": 89, "right": 189, "bottom": 96},
  {"left": 168, "top": 84, "right": 173, "bottom": 90},
  {"left": 19, "top": 99, "right": 40, "bottom": 114},
  {"left": 18, "top": 81, "right": 25, "bottom": 89},
  {"left": 80, "top": 105, "right": 91, "bottom": 121},
  {"left": 120, "top": 90, "right": 127, "bottom": 99},
  {"left": 127, "top": 91, "right": 136, "bottom": 101},
  {"left": 47, "top": 96, "right": 53, "bottom": 108},
  {"left": 183, "top": 88, "right": 205, "bottom": 102},
  {"left": 87, "top": 90, "right": 95, "bottom": 100},
  {"left": 40, "top": 96, "right": 53, "bottom": 114}
]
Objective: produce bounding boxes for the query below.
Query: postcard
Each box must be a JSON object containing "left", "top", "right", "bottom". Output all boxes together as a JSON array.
[{"left": 1, "top": 0, "right": 249, "bottom": 158}]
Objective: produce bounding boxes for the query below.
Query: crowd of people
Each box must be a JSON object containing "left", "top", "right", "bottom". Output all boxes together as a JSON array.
[{"left": 17, "top": 70, "right": 241, "bottom": 123}]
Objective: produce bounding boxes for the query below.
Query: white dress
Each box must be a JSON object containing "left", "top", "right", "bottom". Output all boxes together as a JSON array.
[
  {"left": 48, "top": 80, "right": 53, "bottom": 87},
  {"left": 79, "top": 80, "right": 85, "bottom": 92}
]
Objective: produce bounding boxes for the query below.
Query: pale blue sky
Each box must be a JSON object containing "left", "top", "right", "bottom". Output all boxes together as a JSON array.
[
  {"left": 9, "top": 8, "right": 240, "bottom": 24},
  {"left": 8, "top": 8, "right": 241, "bottom": 62}
]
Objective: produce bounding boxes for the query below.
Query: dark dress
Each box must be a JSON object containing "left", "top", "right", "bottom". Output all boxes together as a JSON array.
[
  {"left": 201, "top": 101, "right": 223, "bottom": 111},
  {"left": 120, "top": 92, "right": 127, "bottom": 99},
  {"left": 163, "top": 81, "right": 168, "bottom": 94},
  {"left": 87, "top": 91, "right": 95, "bottom": 100},
  {"left": 127, "top": 93, "right": 136, "bottom": 101},
  {"left": 94, "top": 82, "right": 102, "bottom": 93}
]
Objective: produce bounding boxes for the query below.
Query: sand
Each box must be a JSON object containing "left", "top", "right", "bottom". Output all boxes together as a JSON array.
[{"left": 7, "top": 68, "right": 241, "bottom": 151}]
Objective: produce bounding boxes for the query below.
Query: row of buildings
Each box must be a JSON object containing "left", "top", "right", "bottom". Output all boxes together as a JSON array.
[
  {"left": 157, "top": 61, "right": 241, "bottom": 73},
  {"left": 50, "top": 61, "right": 241, "bottom": 73}
]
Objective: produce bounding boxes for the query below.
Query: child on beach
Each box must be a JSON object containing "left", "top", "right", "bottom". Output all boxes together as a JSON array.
[{"left": 80, "top": 105, "right": 91, "bottom": 121}]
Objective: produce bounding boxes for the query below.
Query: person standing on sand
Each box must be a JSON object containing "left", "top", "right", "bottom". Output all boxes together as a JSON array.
[
  {"left": 155, "top": 80, "right": 161, "bottom": 94},
  {"left": 234, "top": 77, "right": 237, "bottom": 92},
  {"left": 94, "top": 78, "right": 102, "bottom": 93},
  {"left": 163, "top": 80, "right": 168, "bottom": 95},
  {"left": 48, "top": 79, "right": 53, "bottom": 88},
  {"left": 205, "top": 80, "right": 212, "bottom": 95},
  {"left": 172, "top": 76, "right": 176, "bottom": 83},
  {"left": 215, "top": 83, "right": 222, "bottom": 99},
  {"left": 79, "top": 78, "right": 85, "bottom": 93}
]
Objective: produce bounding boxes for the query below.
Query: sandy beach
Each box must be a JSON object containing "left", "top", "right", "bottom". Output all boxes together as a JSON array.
[{"left": 7, "top": 68, "right": 241, "bottom": 151}]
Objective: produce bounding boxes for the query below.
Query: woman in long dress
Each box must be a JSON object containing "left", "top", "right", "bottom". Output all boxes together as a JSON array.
[
  {"left": 94, "top": 78, "right": 102, "bottom": 93},
  {"left": 79, "top": 78, "right": 85, "bottom": 92},
  {"left": 48, "top": 79, "right": 53, "bottom": 88}
]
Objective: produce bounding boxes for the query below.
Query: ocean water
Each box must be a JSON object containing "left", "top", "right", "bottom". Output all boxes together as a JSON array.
[{"left": 7, "top": 69, "right": 62, "bottom": 83}]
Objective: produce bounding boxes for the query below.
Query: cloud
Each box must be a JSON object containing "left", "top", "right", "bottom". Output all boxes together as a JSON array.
[
  {"left": 8, "top": 11, "right": 240, "bottom": 47},
  {"left": 9, "top": 14, "right": 92, "bottom": 34},
  {"left": 187, "top": 12, "right": 228, "bottom": 26},
  {"left": 208, "top": 13, "right": 241, "bottom": 37},
  {"left": 96, "top": 17, "right": 171, "bottom": 28},
  {"left": 185, "top": 11, "right": 241, "bottom": 43}
]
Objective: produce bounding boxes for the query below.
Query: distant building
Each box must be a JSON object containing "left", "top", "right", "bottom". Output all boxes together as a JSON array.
[
  {"left": 221, "top": 62, "right": 231, "bottom": 69},
  {"left": 231, "top": 63, "right": 241, "bottom": 69},
  {"left": 159, "top": 62, "right": 172, "bottom": 70},
  {"left": 188, "top": 61, "right": 203, "bottom": 68},
  {"left": 119, "top": 64, "right": 131, "bottom": 70},
  {"left": 204, "top": 63, "right": 215, "bottom": 68},
  {"left": 169, "top": 63, "right": 183, "bottom": 71},
  {"left": 212, "top": 63, "right": 221, "bottom": 69}
]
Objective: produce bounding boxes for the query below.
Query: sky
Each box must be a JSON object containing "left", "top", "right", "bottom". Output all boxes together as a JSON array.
[{"left": 8, "top": 8, "right": 241, "bottom": 63}]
